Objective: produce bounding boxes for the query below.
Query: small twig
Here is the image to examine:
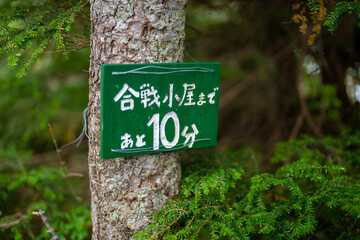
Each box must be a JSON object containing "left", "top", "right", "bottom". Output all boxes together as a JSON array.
[
  {"left": 40, "top": 45, "right": 89, "bottom": 54},
  {"left": 349, "top": 217, "right": 358, "bottom": 236},
  {"left": 67, "top": 172, "right": 85, "bottom": 178},
  {"left": 32, "top": 210, "right": 63, "bottom": 240},
  {"left": 0, "top": 213, "right": 27, "bottom": 229},
  {"left": 48, "top": 123, "right": 82, "bottom": 201},
  {"left": 185, "top": 24, "right": 217, "bottom": 36},
  {"left": 289, "top": 113, "right": 304, "bottom": 139},
  {"left": 63, "top": 34, "right": 90, "bottom": 39},
  {"left": 293, "top": 37, "right": 324, "bottom": 139}
]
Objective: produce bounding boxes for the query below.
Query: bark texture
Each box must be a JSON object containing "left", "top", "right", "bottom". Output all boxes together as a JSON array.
[{"left": 88, "top": 0, "right": 187, "bottom": 239}]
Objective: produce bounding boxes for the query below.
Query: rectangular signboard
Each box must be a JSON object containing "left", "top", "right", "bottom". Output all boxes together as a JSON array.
[{"left": 100, "top": 62, "right": 220, "bottom": 159}]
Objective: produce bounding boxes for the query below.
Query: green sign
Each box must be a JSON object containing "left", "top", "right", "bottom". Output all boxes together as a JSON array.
[{"left": 100, "top": 62, "right": 220, "bottom": 159}]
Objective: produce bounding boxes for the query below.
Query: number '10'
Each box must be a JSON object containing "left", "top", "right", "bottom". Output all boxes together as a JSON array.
[{"left": 147, "top": 111, "right": 180, "bottom": 150}]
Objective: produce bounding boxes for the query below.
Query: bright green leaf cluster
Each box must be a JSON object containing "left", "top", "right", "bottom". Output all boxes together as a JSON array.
[
  {"left": 134, "top": 168, "right": 245, "bottom": 240},
  {"left": 324, "top": 1, "right": 360, "bottom": 32},
  {"left": 135, "top": 132, "right": 360, "bottom": 239},
  {"left": 0, "top": 0, "right": 89, "bottom": 78}
]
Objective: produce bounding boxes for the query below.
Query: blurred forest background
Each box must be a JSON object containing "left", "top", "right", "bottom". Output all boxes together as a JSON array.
[{"left": 1, "top": 0, "right": 360, "bottom": 239}]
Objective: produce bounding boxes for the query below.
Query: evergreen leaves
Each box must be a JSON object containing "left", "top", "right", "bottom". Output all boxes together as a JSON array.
[
  {"left": 292, "top": 0, "right": 360, "bottom": 45},
  {"left": 0, "top": 0, "right": 89, "bottom": 78},
  {"left": 134, "top": 168, "right": 245, "bottom": 240},
  {"left": 324, "top": 1, "right": 360, "bottom": 32},
  {"left": 182, "top": 168, "right": 244, "bottom": 201},
  {"left": 135, "top": 132, "right": 360, "bottom": 239}
]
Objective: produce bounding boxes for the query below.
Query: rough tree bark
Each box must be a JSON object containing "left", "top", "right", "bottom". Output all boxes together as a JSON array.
[{"left": 88, "top": 0, "right": 187, "bottom": 239}]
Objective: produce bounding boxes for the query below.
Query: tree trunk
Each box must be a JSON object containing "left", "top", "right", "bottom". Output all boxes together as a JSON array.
[{"left": 88, "top": 0, "right": 187, "bottom": 239}]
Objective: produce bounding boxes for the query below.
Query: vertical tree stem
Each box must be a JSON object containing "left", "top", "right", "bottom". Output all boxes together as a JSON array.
[{"left": 89, "top": 0, "right": 187, "bottom": 239}]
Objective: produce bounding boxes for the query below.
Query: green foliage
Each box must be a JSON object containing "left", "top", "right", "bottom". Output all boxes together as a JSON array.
[
  {"left": 0, "top": 5, "right": 90, "bottom": 236},
  {"left": 0, "top": 2, "right": 90, "bottom": 239},
  {"left": 134, "top": 168, "right": 245, "bottom": 240},
  {"left": 0, "top": 166, "right": 91, "bottom": 239},
  {"left": 292, "top": 0, "right": 360, "bottom": 45},
  {"left": 324, "top": 1, "right": 360, "bottom": 32},
  {"left": 271, "top": 131, "right": 360, "bottom": 175},
  {"left": 0, "top": 0, "right": 89, "bottom": 78},
  {"left": 135, "top": 132, "right": 360, "bottom": 239},
  {"left": 0, "top": 61, "right": 90, "bottom": 239},
  {"left": 0, "top": 74, "right": 57, "bottom": 157},
  {"left": 182, "top": 168, "right": 244, "bottom": 201},
  {"left": 0, "top": 0, "right": 359, "bottom": 239}
]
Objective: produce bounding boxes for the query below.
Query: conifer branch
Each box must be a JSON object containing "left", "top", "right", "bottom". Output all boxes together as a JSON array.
[{"left": 135, "top": 132, "right": 360, "bottom": 239}]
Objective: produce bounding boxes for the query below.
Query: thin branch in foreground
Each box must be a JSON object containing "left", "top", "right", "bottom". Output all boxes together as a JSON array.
[
  {"left": 32, "top": 210, "right": 63, "bottom": 240},
  {"left": 48, "top": 123, "right": 82, "bottom": 201}
]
